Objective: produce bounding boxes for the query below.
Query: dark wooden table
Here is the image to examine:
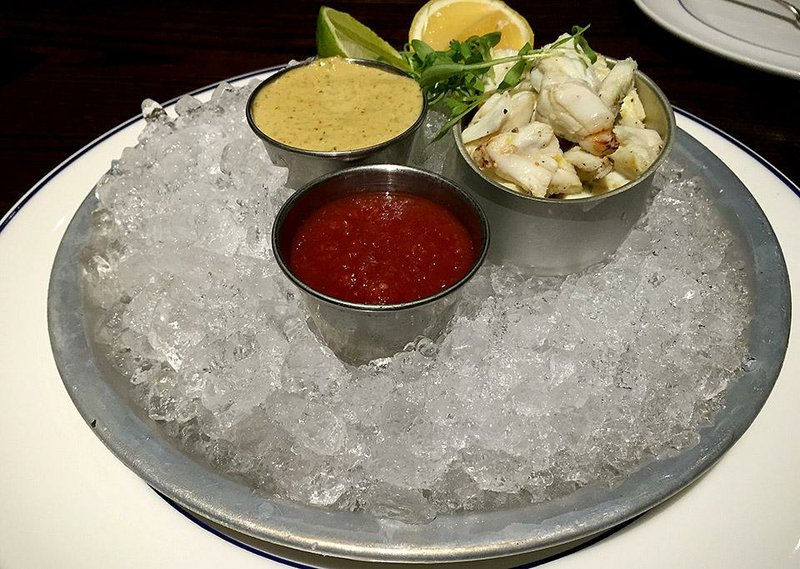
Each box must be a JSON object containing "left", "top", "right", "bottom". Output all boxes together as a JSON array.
[{"left": 2, "top": 0, "right": 798, "bottom": 217}]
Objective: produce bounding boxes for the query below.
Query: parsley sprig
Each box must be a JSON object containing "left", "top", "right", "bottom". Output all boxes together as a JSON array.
[{"left": 402, "top": 25, "right": 596, "bottom": 138}]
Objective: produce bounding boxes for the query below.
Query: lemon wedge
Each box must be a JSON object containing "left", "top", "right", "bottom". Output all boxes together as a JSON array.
[{"left": 409, "top": 0, "right": 534, "bottom": 51}]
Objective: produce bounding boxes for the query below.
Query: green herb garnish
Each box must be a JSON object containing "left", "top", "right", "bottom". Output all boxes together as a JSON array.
[
  {"left": 401, "top": 25, "right": 596, "bottom": 139},
  {"left": 571, "top": 25, "right": 597, "bottom": 63}
]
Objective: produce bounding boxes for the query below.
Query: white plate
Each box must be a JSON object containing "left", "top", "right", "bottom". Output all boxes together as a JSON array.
[
  {"left": 1, "top": 71, "right": 799, "bottom": 568},
  {"left": 635, "top": 0, "right": 800, "bottom": 79}
]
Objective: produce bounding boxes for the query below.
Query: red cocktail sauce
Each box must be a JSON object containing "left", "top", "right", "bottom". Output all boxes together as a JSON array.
[{"left": 288, "top": 192, "right": 476, "bottom": 305}]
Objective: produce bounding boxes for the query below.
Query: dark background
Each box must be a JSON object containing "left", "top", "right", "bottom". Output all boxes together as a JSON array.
[{"left": 2, "top": 0, "right": 798, "bottom": 216}]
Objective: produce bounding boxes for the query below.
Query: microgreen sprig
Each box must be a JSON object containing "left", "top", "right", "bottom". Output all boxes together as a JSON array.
[{"left": 401, "top": 25, "right": 596, "bottom": 139}]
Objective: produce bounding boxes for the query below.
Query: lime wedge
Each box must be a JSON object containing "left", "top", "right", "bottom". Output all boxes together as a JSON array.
[{"left": 316, "top": 6, "right": 409, "bottom": 71}]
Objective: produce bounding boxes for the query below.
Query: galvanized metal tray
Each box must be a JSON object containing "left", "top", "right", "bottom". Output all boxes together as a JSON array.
[{"left": 47, "top": 127, "right": 790, "bottom": 564}]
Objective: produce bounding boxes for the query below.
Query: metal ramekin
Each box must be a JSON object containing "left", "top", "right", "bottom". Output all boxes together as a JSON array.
[
  {"left": 272, "top": 164, "right": 489, "bottom": 364},
  {"left": 247, "top": 58, "right": 427, "bottom": 189},
  {"left": 446, "top": 67, "right": 675, "bottom": 275}
]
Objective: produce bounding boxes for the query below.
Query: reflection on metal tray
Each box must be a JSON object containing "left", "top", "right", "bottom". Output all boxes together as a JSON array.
[{"left": 47, "top": 128, "right": 790, "bottom": 564}]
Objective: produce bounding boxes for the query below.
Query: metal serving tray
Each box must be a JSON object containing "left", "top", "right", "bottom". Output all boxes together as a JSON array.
[{"left": 47, "top": 128, "right": 790, "bottom": 563}]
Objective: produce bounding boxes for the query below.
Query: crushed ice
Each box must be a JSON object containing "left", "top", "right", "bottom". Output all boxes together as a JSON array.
[{"left": 81, "top": 80, "right": 751, "bottom": 524}]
